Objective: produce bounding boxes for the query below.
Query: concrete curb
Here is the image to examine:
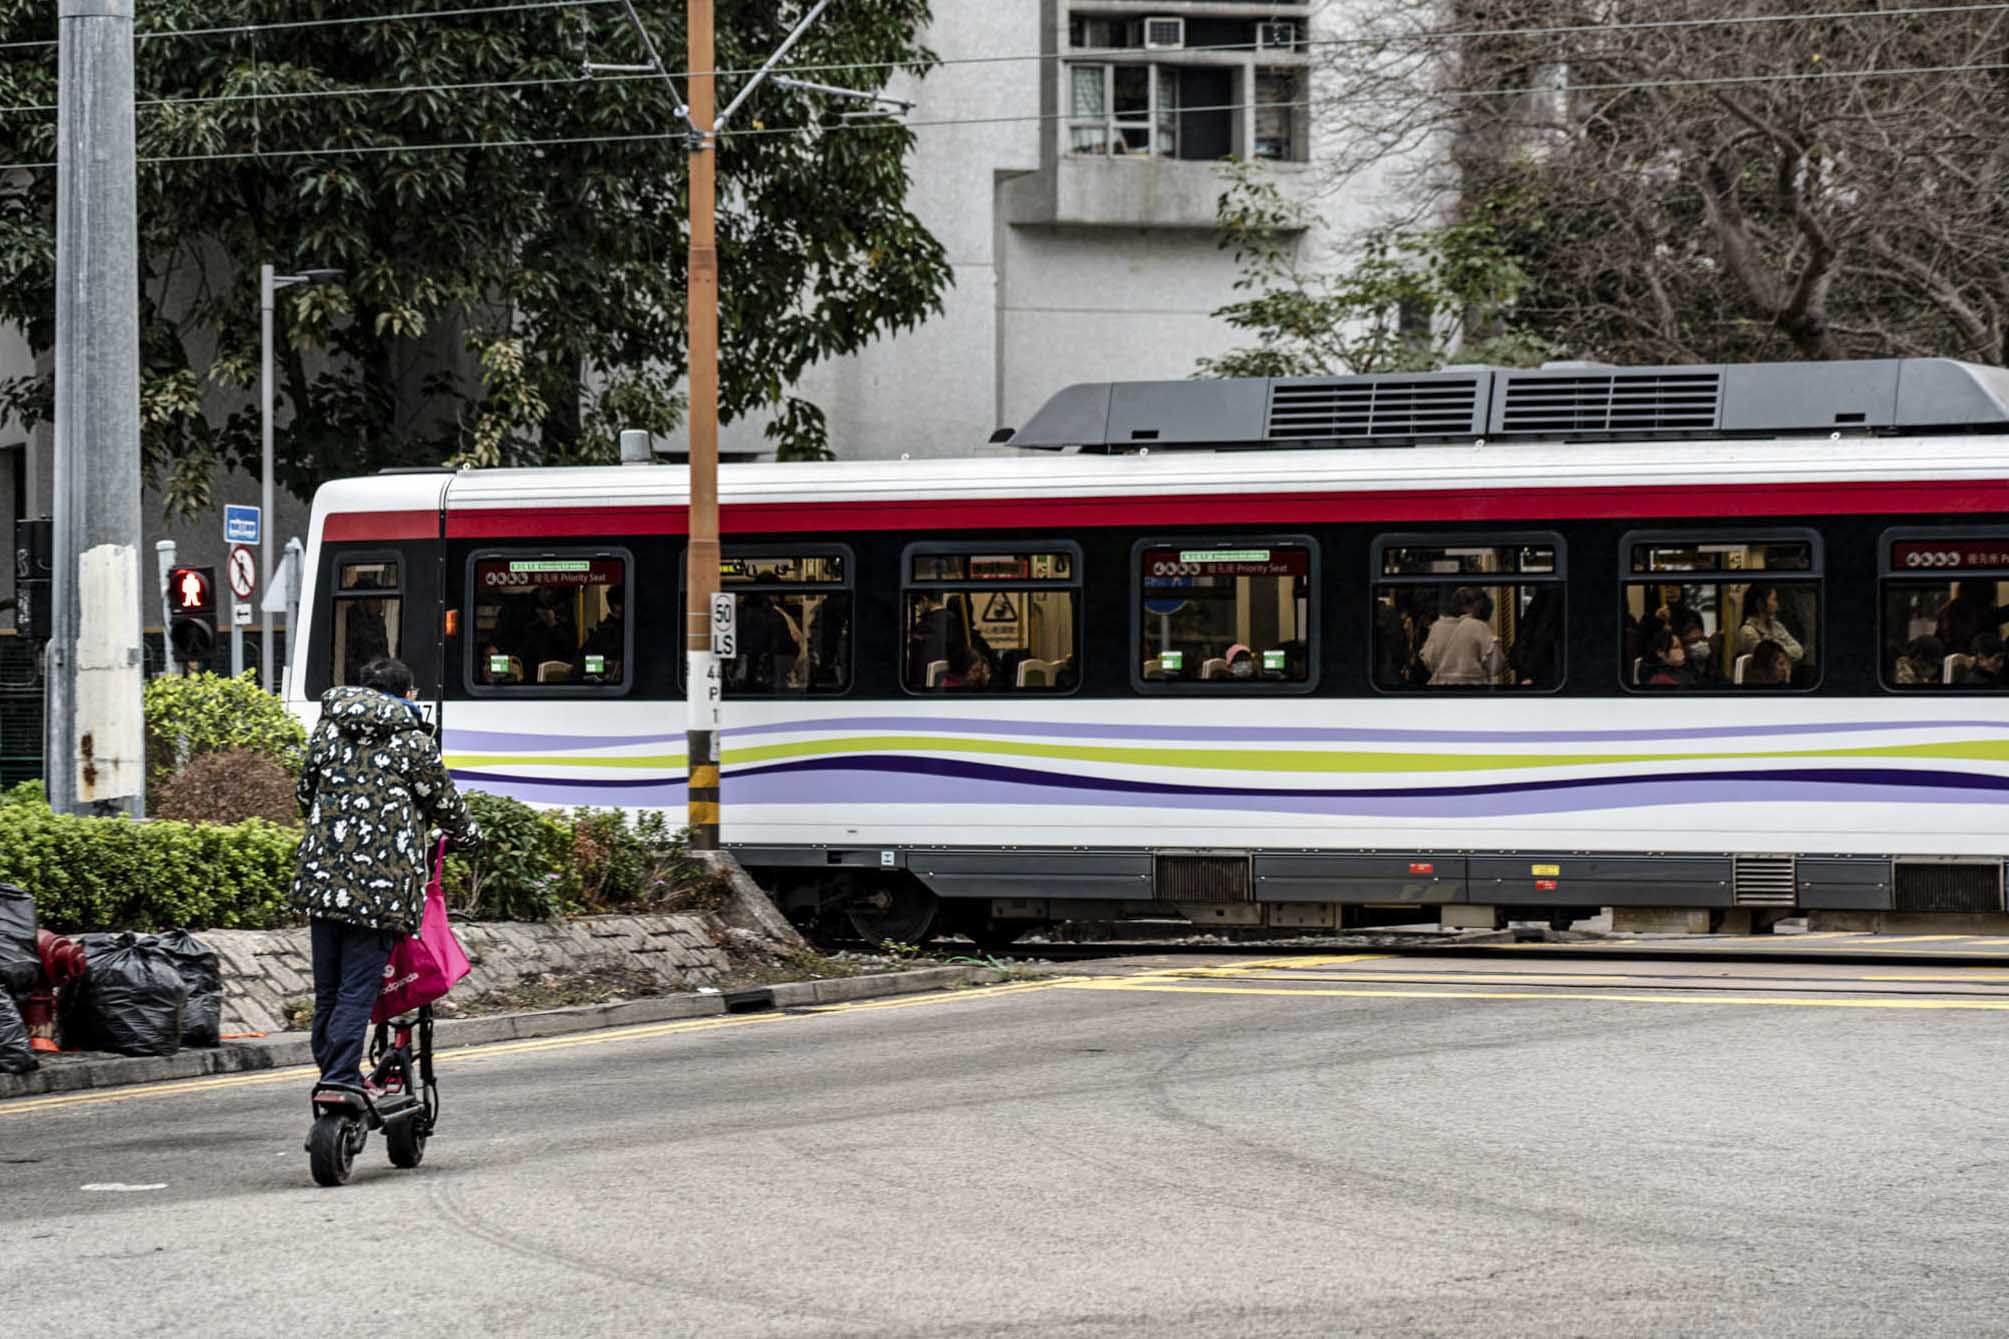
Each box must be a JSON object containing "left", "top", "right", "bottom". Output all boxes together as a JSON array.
[{"left": 0, "top": 963, "right": 1008, "bottom": 1102}]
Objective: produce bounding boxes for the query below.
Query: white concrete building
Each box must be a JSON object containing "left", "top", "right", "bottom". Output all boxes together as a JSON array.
[{"left": 722, "top": 0, "right": 1372, "bottom": 459}]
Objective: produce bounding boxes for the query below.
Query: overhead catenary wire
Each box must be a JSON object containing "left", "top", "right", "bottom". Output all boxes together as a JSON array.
[
  {"left": 5, "top": 50, "right": 2009, "bottom": 174},
  {"left": 0, "top": 0, "right": 2005, "bottom": 90},
  {"left": 0, "top": 0, "right": 621, "bottom": 53}
]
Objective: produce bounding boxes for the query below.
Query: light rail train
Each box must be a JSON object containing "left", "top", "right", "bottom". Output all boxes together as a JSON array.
[{"left": 287, "top": 357, "right": 2009, "bottom": 942}]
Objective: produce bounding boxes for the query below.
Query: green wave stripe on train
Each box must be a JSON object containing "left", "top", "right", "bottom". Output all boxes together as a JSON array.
[{"left": 442, "top": 735, "right": 2009, "bottom": 777}]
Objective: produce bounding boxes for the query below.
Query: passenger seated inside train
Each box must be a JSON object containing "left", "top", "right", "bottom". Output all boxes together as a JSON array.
[
  {"left": 1742, "top": 639, "right": 1792, "bottom": 687},
  {"left": 1637, "top": 628, "right": 1695, "bottom": 688},
  {"left": 1960, "top": 634, "right": 2007, "bottom": 687},
  {"left": 1891, "top": 634, "right": 1944, "bottom": 686}
]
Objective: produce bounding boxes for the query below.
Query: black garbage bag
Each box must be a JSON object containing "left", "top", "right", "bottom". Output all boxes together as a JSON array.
[
  {"left": 59, "top": 933, "right": 187, "bottom": 1057},
  {"left": 152, "top": 929, "right": 224, "bottom": 1048},
  {"left": 0, "top": 883, "right": 36, "bottom": 998},
  {"left": 0, "top": 990, "right": 35, "bottom": 1074}
]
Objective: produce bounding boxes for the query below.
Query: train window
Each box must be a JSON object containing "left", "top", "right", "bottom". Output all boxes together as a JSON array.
[
  {"left": 1620, "top": 533, "right": 1821, "bottom": 690},
  {"left": 465, "top": 551, "right": 631, "bottom": 695},
  {"left": 330, "top": 556, "right": 402, "bottom": 688},
  {"left": 703, "top": 548, "right": 853, "bottom": 696},
  {"left": 1878, "top": 530, "right": 2009, "bottom": 690},
  {"left": 1371, "top": 537, "right": 1564, "bottom": 691},
  {"left": 1134, "top": 539, "right": 1313, "bottom": 689},
  {"left": 902, "top": 543, "right": 1080, "bottom": 693}
]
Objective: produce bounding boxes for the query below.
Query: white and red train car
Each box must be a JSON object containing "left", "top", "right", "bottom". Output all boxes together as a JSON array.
[{"left": 288, "top": 358, "right": 2009, "bottom": 940}]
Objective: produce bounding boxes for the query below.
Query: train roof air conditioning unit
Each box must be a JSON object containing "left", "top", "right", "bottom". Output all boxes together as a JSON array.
[
  {"left": 1137, "top": 16, "right": 1185, "bottom": 49},
  {"left": 1257, "top": 20, "right": 1297, "bottom": 50}
]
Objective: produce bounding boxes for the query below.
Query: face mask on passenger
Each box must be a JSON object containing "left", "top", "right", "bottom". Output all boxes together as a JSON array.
[{"left": 1230, "top": 659, "right": 1254, "bottom": 679}]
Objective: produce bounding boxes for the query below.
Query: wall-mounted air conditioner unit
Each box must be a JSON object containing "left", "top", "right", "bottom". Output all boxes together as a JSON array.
[
  {"left": 1257, "top": 21, "right": 1297, "bottom": 51},
  {"left": 1138, "top": 16, "right": 1185, "bottom": 50}
]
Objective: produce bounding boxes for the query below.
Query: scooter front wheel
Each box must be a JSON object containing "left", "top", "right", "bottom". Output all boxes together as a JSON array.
[
  {"left": 308, "top": 1113, "right": 361, "bottom": 1186},
  {"left": 385, "top": 1115, "right": 427, "bottom": 1169}
]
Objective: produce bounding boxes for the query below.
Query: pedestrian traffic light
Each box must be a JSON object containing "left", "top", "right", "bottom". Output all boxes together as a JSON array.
[
  {"left": 12, "top": 517, "right": 51, "bottom": 641},
  {"left": 168, "top": 565, "right": 215, "bottom": 663}
]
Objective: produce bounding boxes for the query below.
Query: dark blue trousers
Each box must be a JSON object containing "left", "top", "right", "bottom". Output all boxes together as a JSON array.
[{"left": 309, "top": 918, "right": 397, "bottom": 1087}]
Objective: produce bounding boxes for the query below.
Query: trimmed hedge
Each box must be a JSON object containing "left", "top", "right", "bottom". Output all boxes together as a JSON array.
[
  {"left": 0, "top": 783, "right": 700, "bottom": 932},
  {"left": 0, "top": 784, "right": 297, "bottom": 933}
]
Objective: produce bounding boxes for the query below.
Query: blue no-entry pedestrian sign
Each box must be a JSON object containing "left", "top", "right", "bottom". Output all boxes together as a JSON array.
[{"left": 224, "top": 505, "right": 261, "bottom": 545}]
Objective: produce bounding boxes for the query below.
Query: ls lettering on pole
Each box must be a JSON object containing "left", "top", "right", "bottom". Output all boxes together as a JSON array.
[{"left": 711, "top": 591, "right": 736, "bottom": 658}]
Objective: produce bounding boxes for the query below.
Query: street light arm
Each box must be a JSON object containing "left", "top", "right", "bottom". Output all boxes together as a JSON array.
[{"left": 715, "top": 0, "right": 834, "bottom": 133}]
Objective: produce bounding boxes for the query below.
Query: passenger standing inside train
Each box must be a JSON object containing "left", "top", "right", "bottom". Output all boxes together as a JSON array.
[
  {"left": 1737, "top": 584, "right": 1804, "bottom": 664},
  {"left": 1509, "top": 587, "right": 1564, "bottom": 687},
  {"left": 1420, "top": 586, "right": 1502, "bottom": 686},
  {"left": 1936, "top": 581, "right": 2004, "bottom": 653}
]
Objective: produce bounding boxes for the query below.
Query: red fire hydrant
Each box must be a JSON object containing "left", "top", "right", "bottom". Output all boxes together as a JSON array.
[{"left": 25, "top": 929, "right": 85, "bottom": 1053}]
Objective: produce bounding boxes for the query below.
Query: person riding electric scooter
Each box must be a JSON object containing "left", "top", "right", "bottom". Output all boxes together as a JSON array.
[{"left": 291, "top": 657, "right": 477, "bottom": 1182}]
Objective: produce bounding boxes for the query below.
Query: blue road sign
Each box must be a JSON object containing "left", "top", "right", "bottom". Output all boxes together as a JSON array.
[{"left": 224, "top": 504, "right": 261, "bottom": 545}]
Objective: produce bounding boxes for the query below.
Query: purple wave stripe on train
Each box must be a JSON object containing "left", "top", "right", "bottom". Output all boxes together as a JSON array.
[
  {"left": 444, "top": 717, "right": 2009, "bottom": 753},
  {"left": 449, "top": 758, "right": 2009, "bottom": 819}
]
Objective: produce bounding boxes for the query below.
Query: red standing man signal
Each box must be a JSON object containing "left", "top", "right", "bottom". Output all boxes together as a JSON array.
[{"left": 168, "top": 565, "right": 216, "bottom": 663}]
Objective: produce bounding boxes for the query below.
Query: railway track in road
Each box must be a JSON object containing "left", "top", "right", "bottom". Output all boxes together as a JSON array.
[{"left": 969, "top": 931, "right": 2009, "bottom": 970}]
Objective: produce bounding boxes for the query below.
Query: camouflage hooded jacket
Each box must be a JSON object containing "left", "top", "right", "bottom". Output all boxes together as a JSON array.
[{"left": 291, "top": 687, "right": 476, "bottom": 934}]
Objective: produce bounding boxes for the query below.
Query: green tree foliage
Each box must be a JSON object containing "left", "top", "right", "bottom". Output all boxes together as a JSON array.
[
  {"left": 442, "top": 790, "right": 699, "bottom": 921},
  {"left": 1199, "top": 162, "right": 1550, "bottom": 379},
  {"left": 0, "top": 1, "right": 950, "bottom": 512},
  {"left": 1309, "top": 2, "right": 2009, "bottom": 366},
  {"left": 144, "top": 670, "right": 308, "bottom": 806}
]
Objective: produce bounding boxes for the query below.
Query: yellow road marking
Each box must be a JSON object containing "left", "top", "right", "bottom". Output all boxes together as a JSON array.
[
  {"left": 1475, "top": 940, "right": 2009, "bottom": 957},
  {"left": 0, "top": 976, "right": 1093, "bottom": 1118},
  {"left": 1855, "top": 934, "right": 1974, "bottom": 944},
  {"left": 1963, "top": 938, "right": 2009, "bottom": 946},
  {"left": 1188, "top": 970, "right": 1642, "bottom": 986},
  {"left": 1173, "top": 955, "right": 1391, "bottom": 979},
  {"left": 1057, "top": 979, "right": 2009, "bottom": 1011}
]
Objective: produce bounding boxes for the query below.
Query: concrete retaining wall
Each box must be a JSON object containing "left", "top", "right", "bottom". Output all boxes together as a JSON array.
[{"left": 204, "top": 911, "right": 736, "bottom": 1036}]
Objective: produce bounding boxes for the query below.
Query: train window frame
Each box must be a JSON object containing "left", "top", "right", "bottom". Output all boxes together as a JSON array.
[
  {"left": 1876, "top": 525, "right": 2009, "bottom": 693},
  {"left": 1616, "top": 527, "right": 1825, "bottom": 694},
  {"left": 677, "top": 542, "right": 856, "bottom": 697},
  {"left": 328, "top": 549, "right": 405, "bottom": 691},
  {"left": 900, "top": 539, "right": 1084, "bottom": 697},
  {"left": 1368, "top": 531, "right": 1568, "bottom": 695},
  {"left": 1128, "top": 534, "right": 1319, "bottom": 696},
  {"left": 461, "top": 546, "right": 635, "bottom": 699}
]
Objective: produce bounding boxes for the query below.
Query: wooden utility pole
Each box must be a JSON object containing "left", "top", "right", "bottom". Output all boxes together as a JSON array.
[
  {"left": 598, "top": 0, "right": 836, "bottom": 851},
  {"left": 684, "top": 0, "right": 722, "bottom": 851}
]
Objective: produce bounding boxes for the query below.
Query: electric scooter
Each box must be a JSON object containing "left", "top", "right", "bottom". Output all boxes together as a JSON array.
[{"left": 306, "top": 1005, "right": 438, "bottom": 1186}]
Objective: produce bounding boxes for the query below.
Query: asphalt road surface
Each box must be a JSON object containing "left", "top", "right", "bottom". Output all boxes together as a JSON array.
[{"left": 7, "top": 950, "right": 2009, "bottom": 1338}]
